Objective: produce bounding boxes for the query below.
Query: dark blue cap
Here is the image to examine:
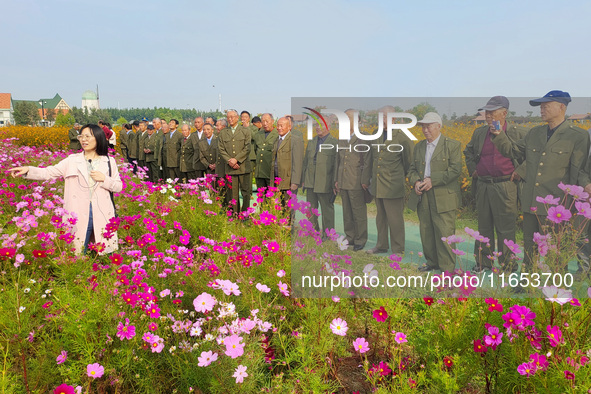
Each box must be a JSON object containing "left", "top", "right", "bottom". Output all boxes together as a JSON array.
[
  {"left": 529, "top": 90, "right": 571, "bottom": 106},
  {"left": 141, "top": 117, "right": 149, "bottom": 122}
]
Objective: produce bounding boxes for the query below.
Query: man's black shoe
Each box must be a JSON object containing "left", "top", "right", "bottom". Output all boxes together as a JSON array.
[
  {"left": 353, "top": 245, "right": 364, "bottom": 251},
  {"left": 418, "top": 265, "right": 435, "bottom": 272}
]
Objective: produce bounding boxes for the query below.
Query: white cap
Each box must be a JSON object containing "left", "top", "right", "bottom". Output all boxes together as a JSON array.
[{"left": 417, "top": 112, "right": 442, "bottom": 126}]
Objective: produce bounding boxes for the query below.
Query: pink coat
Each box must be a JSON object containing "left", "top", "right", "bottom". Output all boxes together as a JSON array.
[{"left": 26, "top": 153, "right": 123, "bottom": 254}]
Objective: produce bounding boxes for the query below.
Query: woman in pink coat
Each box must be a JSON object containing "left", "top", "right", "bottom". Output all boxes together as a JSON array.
[{"left": 8, "top": 124, "right": 123, "bottom": 255}]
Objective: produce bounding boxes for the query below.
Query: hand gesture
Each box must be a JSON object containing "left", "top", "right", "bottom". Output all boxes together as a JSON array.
[
  {"left": 7, "top": 166, "right": 29, "bottom": 177},
  {"left": 90, "top": 170, "right": 106, "bottom": 182}
]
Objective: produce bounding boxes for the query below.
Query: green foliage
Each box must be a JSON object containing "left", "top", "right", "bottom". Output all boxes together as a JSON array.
[
  {"left": 116, "top": 116, "right": 128, "bottom": 125},
  {"left": 55, "top": 112, "right": 76, "bottom": 127},
  {"left": 13, "top": 101, "right": 40, "bottom": 126}
]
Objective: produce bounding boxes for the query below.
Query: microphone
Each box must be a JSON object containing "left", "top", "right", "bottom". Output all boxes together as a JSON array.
[{"left": 88, "top": 159, "right": 92, "bottom": 163}]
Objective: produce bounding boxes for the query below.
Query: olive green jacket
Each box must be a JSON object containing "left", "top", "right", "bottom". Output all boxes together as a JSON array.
[
  {"left": 144, "top": 132, "right": 162, "bottom": 163},
  {"left": 218, "top": 125, "right": 252, "bottom": 175},
  {"left": 68, "top": 127, "right": 82, "bottom": 151},
  {"left": 407, "top": 135, "right": 462, "bottom": 213},
  {"left": 137, "top": 131, "right": 148, "bottom": 161},
  {"left": 361, "top": 130, "right": 414, "bottom": 199},
  {"left": 271, "top": 131, "right": 305, "bottom": 190},
  {"left": 198, "top": 136, "right": 219, "bottom": 174},
  {"left": 492, "top": 121, "right": 591, "bottom": 214},
  {"left": 335, "top": 134, "right": 370, "bottom": 191},
  {"left": 253, "top": 128, "right": 279, "bottom": 179},
  {"left": 166, "top": 129, "right": 183, "bottom": 168},
  {"left": 180, "top": 136, "right": 195, "bottom": 173},
  {"left": 302, "top": 134, "right": 338, "bottom": 193},
  {"left": 128, "top": 130, "right": 138, "bottom": 159}
]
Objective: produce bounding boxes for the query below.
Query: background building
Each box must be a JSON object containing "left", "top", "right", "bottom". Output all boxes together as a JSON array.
[
  {"left": 82, "top": 89, "right": 100, "bottom": 111},
  {"left": 0, "top": 93, "right": 14, "bottom": 126}
]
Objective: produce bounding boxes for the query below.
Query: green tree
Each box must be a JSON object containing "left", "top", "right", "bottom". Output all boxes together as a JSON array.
[
  {"left": 116, "top": 116, "right": 128, "bottom": 125},
  {"left": 55, "top": 112, "right": 76, "bottom": 127},
  {"left": 13, "top": 101, "right": 41, "bottom": 126},
  {"left": 408, "top": 102, "right": 437, "bottom": 120}
]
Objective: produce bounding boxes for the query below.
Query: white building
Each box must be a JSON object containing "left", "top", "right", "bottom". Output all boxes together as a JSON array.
[
  {"left": 82, "top": 90, "right": 100, "bottom": 111},
  {"left": 0, "top": 93, "right": 14, "bottom": 126}
]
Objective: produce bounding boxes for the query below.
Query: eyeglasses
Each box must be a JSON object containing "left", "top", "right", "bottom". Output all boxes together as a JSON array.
[{"left": 77, "top": 135, "right": 95, "bottom": 141}]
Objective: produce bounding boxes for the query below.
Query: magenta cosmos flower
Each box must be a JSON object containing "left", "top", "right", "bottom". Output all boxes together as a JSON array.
[
  {"left": 56, "top": 350, "right": 67, "bottom": 365},
  {"left": 394, "top": 332, "right": 407, "bottom": 344},
  {"left": 517, "top": 362, "right": 536, "bottom": 376},
  {"left": 86, "top": 363, "right": 104, "bottom": 379},
  {"left": 116, "top": 318, "right": 136, "bottom": 340},
  {"left": 330, "top": 318, "right": 348, "bottom": 336},
  {"left": 53, "top": 384, "right": 75, "bottom": 394},
  {"left": 485, "top": 298, "right": 503, "bottom": 312},
  {"left": 373, "top": 306, "right": 388, "bottom": 322},
  {"left": 353, "top": 337, "right": 370, "bottom": 354},
  {"left": 484, "top": 325, "right": 503, "bottom": 349},
  {"left": 193, "top": 292, "right": 217, "bottom": 313},
  {"left": 547, "top": 325, "right": 563, "bottom": 347},
  {"left": 547, "top": 205, "right": 571, "bottom": 224}
]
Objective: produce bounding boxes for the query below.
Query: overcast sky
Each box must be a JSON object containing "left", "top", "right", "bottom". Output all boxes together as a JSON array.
[{"left": 4, "top": 0, "right": 591, "bottom": 117}]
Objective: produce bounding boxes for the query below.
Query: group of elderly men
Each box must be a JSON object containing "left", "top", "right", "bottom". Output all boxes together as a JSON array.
[
  {"left": 116, "top": 111, "right": 303, "bottom": 215},
  {"left": 83, "top": 90, "right": 590, "bottom": 277},
  {"left": 305, "top": 91, "right": 590, "bottom": 278}
]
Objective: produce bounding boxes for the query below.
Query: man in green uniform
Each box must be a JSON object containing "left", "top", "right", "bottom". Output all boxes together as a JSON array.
[
  {"left": 335, "top": 109, "right": 370, "bottom": 251},
  {"left": 362, "top": 106, "right": 413, "bottom": 255},
  {"left": 166, "top": 119, "right": 183, "bottom": 180},
  {"left": 218, "top": 110, "right": 253, "bottom": 214},
  {"left": 408, "top": 112, "right": 462, "bottom": 273},
  {"left": 68, "top": 123, "right": 82, "bottom": 151},
  {"left": 191, "top": 117, "right": 206, "bottom": 178},
  {"left": 253, "top": 113, "right": 279, "bottom": 190},
  {"left": 198, "top": 123, "right": 219, "bottom": 175},
  {"left": 144, "top": 125, "right": 161, "bottom": 183},
  {"left": 491, "top": 90, "right": 591, "bottom": 270},
  {"left": 464, "top": 96, "right": 527, "bottom": 273},
  {"left": 302, "top": 122, "right": 338, "bottom": 237},
  {"left": 180, "top": 124, "right": 196, "bottom": 182},
  {"left": 137, "top": 119, "right": 149, "bottom": 173},
  {"left": 128, "top": 120, "right": 140, "bottom": 174}
]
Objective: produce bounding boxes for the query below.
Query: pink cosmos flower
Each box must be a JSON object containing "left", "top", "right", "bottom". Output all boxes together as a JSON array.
[
  {"left": 485, "top": 298, "right": 503, "bottom": 312},
  {"left": 373, "top": 306, "right": 388, "bottom": 322},
  {"left": 86, "top": 363, "right": 104, "bottom": 379},
  {"left": 330, "top": 318, "right": 348, "bottom": 336},
  {"left": 56, "top": 350, "right": 67, "bottom": 365},
  {"left": 224, "top": 334, "right": 245, "bottom": 359},
  {"left": 377, "top": 361, "right": 391, "bottom": 376},
  {"left": 277, "top": 269, "right": 286, "bottom": 277},
  {"left": 53, "top": 384, "right": 75, "bottom": 394},
  {"left": 116, "top": 319, "right": 136, "bottom": 340},
  {"left": 575, "top": 201, "right": 591, "bottom": 219},
  {"left": 142, "top": 332, "right": 155, "bottom": 343},
  {"left": 510, "top": 305, "right": 536, "bottom": 330},
  {"left": 547, "top": 205, "right": 572, "bottom": 224},
  {"left": 150, "top": 337, "right": 165, "bottom": 353},
  {"left": 503, "top": 239, "right": 522, "bottom": 255},
  {"left": 536, "top": 195, "right": 560, "bottom": 205},
  {"left": 353, "top": 337, "right": 370, "bottom": 354},
  {"left": 564, "top": 370, "right": 575, "bottom": 380},
  {"left": 517, "top": 362, "right": 536, "bottom": 376},
  {"left": 542, "top": 286, "right": 573, "bottom": 305},
  {"left": 197, "top": 351, "right": 218, "bottom": 367},
  {"left": 256, "top": 283, "right": 271, "bottom": 293},
  {"left": 278, "top": 281, "right": 290, "bottom": 296},
  {"left": 394, "top": 332, "right": 407, "bottom": 344},
  {"left": 193, "top": 292, "right": 217, "bottom": 313},
  {"left": 547, "top": 325, "right": 563, "bottom": 347},
  {"left": 233, "top": 365, "right": 248, "bottom": 383},
  {"left": 148, "top": 322, "right": 158, "bottom": 331},
  {"left": 484, "top": 325, "right": 503, "bottom": 349}
]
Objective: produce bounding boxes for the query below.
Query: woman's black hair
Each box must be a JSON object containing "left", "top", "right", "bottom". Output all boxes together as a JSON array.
[
  {"left": 81, "top": 124, "right": 109, "bottom": 156},
  {"left": 123, "top": 123, "right": 132, "bottom": 130}
]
